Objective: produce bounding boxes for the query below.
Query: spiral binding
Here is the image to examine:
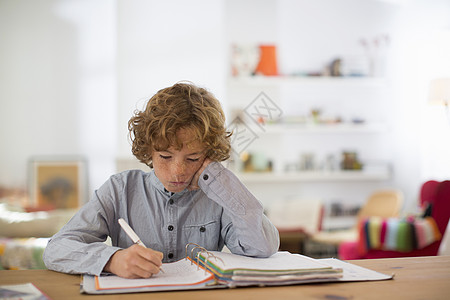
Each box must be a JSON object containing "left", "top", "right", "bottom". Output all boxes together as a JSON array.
[{"left": 185, "top": 243, "right": 225, "bottom": 274}]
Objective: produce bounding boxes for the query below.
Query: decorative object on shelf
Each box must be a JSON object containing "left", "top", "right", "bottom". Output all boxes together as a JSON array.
[
  {"left": 329, "top": 58, "right": 342, "bottom": 77},
  {"left": 359, "top": 34, "right": 389, "bottom": 77},
  {"left": 270, "top": 110, "right": 347, "bottom": 126},
  {"left": 299, "top": 153, "right": 316, "bottom": 171},
  {"left": 239, "top": 151, "right": 272, "bottom": 173},
  {"left": 230, "top": 44, "right": 260, "bottom": 77},
  {"left": 28, "top": 156, "right": 88, "bottom": 210},
  {"left": 284, "top": 162, "right": 299, "bottom": 173},
  {"left": 428, "top": 77, "right": 450, "bottom": 123},
  {"left": 254, "top": 44, "right": 279, "bottom": 76},
  {"left": 340, "top": 151, "right": 363, "bottom": 170},
  {"left": 351, "top": 117, "right": 365, "bottom": 124},
  {"left": 329, "top": 202, "right": 360, "bottom": 217},
  {"left": 324, "top": 154, "right": 338, "bottom": 171},
  {"left": 285, "top": 152, "right": 337, "bottom": 173},
  {"left": 310, "top": 108, "right": 322, "bottom": 124},
  {"left": 341, "top": 55, "right": 370, "bottom": 77}
]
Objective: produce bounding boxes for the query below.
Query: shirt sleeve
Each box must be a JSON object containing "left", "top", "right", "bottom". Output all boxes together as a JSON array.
[
  {"left": 43, "top": 182, "right": 121, "bottom": 276},
  {"left": 198, "top": 162, "right": 280, "bottom": 257}
]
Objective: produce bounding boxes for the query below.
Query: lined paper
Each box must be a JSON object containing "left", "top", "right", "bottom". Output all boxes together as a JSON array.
[{"left": 96, "top": 259, "right": 214, "bottom": 290}]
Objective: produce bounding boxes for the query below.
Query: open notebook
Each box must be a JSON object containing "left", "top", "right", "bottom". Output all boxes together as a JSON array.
[{"left": 81, "top": 243, "right": 392, "bottom": 294}]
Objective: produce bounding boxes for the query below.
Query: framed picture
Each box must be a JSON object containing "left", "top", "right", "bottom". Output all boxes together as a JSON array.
[{"left": 29, "top": 157, "right": 88, "bottom": 210}]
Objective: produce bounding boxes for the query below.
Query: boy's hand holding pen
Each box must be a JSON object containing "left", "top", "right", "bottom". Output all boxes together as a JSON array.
[{"left": 103, "top": 218, "right": 164, "bottom": 279}]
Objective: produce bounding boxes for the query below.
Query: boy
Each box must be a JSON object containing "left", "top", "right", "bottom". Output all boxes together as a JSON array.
[{"left": 43, "top": 82, "right": 280, "bottom": 279}]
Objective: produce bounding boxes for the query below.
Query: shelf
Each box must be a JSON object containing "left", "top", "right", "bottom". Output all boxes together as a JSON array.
[
  {"left": 262, "top": 123, "right": 388, "bottom": 134},
  {"left": 321, "top": 216, "right": 357, "bottom": 231},
  {"left": 228, "top": 76, "right": 387, "bottom": 87},
  {"left": 228, "top": 73, "right": 391, "bottom": 188},
  {"left": 235, "top": 167, "right": 390, "bottom": 183}
]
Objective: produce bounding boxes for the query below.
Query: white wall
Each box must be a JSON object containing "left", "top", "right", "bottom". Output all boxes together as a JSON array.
[
  {"left": 0, "top": 0, "right": 117, "bottom": 195},
  {"left": 388, "top": 0, "right": 450, "bottom": 210},
  {"left": 278, "top": 0, "right": 399, "bottom": 76},
  {"left": 116, "top": 0, "right": 227, "bottom": 158}
]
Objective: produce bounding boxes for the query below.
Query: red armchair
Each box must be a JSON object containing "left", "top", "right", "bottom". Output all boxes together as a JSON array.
[{"left": 339, "top": 180, "right": 450, "bottom": 259}]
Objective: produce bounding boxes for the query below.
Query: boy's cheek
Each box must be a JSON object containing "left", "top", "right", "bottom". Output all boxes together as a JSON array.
[{"left": 192, "top": 163, "right": 204, "bottom": 175}]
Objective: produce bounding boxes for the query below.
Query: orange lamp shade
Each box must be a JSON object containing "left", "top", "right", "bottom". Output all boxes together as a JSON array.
[{"left": 254, "top": 45, "right": 279, "bottom": 76}]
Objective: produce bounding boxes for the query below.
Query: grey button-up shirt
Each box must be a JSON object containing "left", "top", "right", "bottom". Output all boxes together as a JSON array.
[{"left": 43, "top": 162, "right": 280, "bottom": 275}]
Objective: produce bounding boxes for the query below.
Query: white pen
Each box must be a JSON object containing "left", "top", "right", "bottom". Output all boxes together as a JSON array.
[
  {"left": 118, "top": 218, "right": 146, "bottom": 247},
  {"left": 118, "top": 218, "right": 164, "bottom": 273}
]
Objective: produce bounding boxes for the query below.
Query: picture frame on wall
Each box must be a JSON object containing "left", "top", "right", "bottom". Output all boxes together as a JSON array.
[{"left": 28, "top": 156, "right": 88, "bottom": 210}]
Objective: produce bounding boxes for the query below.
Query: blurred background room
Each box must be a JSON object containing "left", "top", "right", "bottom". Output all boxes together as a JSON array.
[{"left": 1, "top": 0, "right": 450, "bottom": 269}]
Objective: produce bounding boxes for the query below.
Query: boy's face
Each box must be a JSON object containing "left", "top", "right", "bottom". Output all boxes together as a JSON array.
[{"left": 152, "top": 128, "right": 206, "bottom": 193}]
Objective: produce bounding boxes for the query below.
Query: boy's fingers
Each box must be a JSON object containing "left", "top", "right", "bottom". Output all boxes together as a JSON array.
[
  {"left": 188, "top": 158, "right": 213, "bottom": 191},
  {"left": 126, "top": 246, "right": 163, "bottom": 277},
  {"left": 156, "top": 250, "right": 164, "bottom": 260},
  {"left": 146, "top": 249, "right": 164, "bottom": 265},
  {"left": 134, "top": 257, "right": 162, "bottom": 277},
  {"left": 105, "top": 245, "right": 164, "bottom": 278},
  {"left": 134, "top": 245, "right": 163, "bottom": 265}
]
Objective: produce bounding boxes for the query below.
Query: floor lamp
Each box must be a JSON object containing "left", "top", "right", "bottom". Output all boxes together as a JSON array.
[{"left": 429, "top": 78, "right": 450, "bottom": 123}]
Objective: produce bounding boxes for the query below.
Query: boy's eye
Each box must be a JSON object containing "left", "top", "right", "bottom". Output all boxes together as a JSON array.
[
  {"left": 160, "top": 155, "right": 171, "bottom": 160},
  {"left": 187, "top": 158, "right": 200, "bottom": 162}
]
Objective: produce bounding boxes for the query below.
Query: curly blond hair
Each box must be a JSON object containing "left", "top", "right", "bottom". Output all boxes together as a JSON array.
[{"left": 128, "top": 83, "right": 231, "bottom": 168}]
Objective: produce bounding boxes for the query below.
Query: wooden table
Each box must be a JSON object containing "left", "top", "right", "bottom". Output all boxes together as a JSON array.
[{"left": 1, "top": 256, "right": 449, "bottom": 300}]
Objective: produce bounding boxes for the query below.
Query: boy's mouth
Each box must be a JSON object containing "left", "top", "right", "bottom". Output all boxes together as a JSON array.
[{"left": 170, "top": 181, "right": 187, "bottom": 186}]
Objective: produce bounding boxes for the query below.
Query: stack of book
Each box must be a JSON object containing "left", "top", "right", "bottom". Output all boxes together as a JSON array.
[
  {"left": 82, "top": 245, "right": 392, "bottom": 294},
  {"left": 196, "top": 250, "right": 343, "bottom": 287}
]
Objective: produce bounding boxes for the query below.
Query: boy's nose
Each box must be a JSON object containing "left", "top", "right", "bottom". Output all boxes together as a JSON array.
[{"left": 173, "top": 161, "right": 187, "bottom": 176}]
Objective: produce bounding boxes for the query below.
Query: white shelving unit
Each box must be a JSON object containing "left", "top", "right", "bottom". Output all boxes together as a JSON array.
[
  {"left": 225, "top": 75, "right": 393, "bottom": 208},
  {"left": 236, "top": 166, "right": 390, "bottom": 183},
  {"left": 228, "top": 76, "right": 387, "bottom": 87},
  {"left": 262, "top": 122, "right": 388, "bottom": 134}
]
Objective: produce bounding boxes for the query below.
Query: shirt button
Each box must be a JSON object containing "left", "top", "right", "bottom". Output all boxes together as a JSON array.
[
  {"left": 168, "top": 253, "right": 174, "bottom": 259},
  {"left": 168, "top": 225, "right": 174, "bottom": 231},
  {"left": 200, "top": 226, "right": 206, "bottom": 232},
  {"left": 203, "top": 174, "right": 209, "bottom": 180},
  {"left": 169, "top": 199, "right": 174, "bottom": 205}
]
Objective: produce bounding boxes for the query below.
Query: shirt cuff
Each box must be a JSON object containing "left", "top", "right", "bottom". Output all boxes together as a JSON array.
[{"left": 199, "top": 162, "right": 246, "bottom": 215}]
